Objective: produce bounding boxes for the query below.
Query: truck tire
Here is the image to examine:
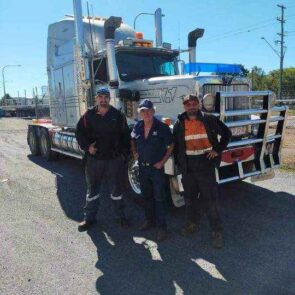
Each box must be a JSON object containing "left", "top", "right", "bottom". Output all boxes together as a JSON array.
[
  {"left": 125, "top": 157, "right": 144, "bottom": 204},
  {"left": 125, "top": 158, "right": 172, "bottom": 207},
  {"left": 39, "top": 128, "right": 58, "bottom": 161},
  {"left": 27, "top": 126, "right": 40, "bottom": 156}
]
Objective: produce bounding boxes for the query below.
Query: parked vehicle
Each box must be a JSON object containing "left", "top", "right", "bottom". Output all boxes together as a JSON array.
[{"left": 27, "top": 0, "right": 288, "bottom": 207}]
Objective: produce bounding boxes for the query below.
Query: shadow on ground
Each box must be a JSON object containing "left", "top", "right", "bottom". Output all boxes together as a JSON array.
[{"left": 28, "top": 155, "right": 295, "bottom": 295}]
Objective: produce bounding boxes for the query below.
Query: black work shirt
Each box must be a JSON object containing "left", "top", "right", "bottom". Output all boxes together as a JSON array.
[
  {"left": 76, "top": 106, "right": 130, "bottom": 160},
  {"left": 131, "top": 118, "right": 173, "bottom": 165}
]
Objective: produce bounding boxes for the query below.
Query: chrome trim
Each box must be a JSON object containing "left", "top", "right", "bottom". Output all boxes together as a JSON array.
[
  {"left": 269, "top": 116, "right": 285, "bottom": 122},
  {"left": 272, "top": 106, "right": 288, "bottom": 112},
  {"left": 258, "top": 93, "right": 272, "bottom": 172},
  {"left": 267, "top": 134, "right": 282, "bottom": 141},
  {"left": 219, "top": 91, "right": 272, "bottom": 97},
  {"left": 226, "top": 119, "right": 266, "bottom": 127},
  {"left": 224, "top": 109, "right": 268, "bottom": 116},
  {"left": 211, "top": 90, "right": 287, "bottom": 184},
  {"left": 237, "top": 161, "right": 244, "bottom": 178},
  {"left": 269, "top": 154, "right": 275, "bottom": 168},
  {"left": 244, "top": 171, "right": 262, "bottom": 177},
  {"left": 228, "top": 138, "right": 263, "bottom": 148},
  {"left": 155, "top": 8, "right": 163, "bottom": 47},
  {"left": 51, "top": 148, "right": 83, "bottom": 159},
  {"left": 218, "top": 176, "right": 240, "bottom": 184},
  {"left": 219, "top": 93, "right": 226, "bottom": 122}
]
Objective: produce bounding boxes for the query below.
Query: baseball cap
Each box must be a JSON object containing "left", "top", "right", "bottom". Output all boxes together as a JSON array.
[
  {"left": 138, "top": 99, "right": 154, "bottom": 111},
  {"left": 96, "top": 87, "right": 110, "bottom": 95},
  {"left": 182, "top": 94, "right": 199, "bottom": 104}
]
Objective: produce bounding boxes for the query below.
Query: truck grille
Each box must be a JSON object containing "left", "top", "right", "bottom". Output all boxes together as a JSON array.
[
  {"left": 202, "top": 84, "right": 251, "bottom": 137},
  {"left": 202, "top": 84, "right": 250, "bottom": 120},
  {"left": 203, "top": 84, "right": 249, "bottom": 110}
]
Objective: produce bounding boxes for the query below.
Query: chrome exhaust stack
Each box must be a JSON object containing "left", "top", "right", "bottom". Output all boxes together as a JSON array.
[
  {"left": 73, "top": 0, "right": 88, "bottom": 115},
  {"left": 188, "top": 28, "right": 204, "bottom": 75},
  {"left": 104, "top": 16, "right": 122, "bottom": 109},
  {"left": 73, "top": 0, "right": 85, "bottom": 55},
  {"left": 154, "top": 8, "right": 163, "bottom": 47}
]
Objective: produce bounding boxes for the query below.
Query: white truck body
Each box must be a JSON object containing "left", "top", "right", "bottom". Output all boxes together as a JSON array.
[{"left": 27, "top": 1, "right": 288, "bottom": 206}]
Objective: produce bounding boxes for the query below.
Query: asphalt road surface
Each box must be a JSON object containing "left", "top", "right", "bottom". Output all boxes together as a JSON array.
[{"left": 0, "top": 118, "right": 295, "bottom": 295}]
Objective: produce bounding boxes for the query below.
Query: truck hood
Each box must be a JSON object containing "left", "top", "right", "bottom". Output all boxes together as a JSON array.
[{"left": 120, "top": 75, "right": 197, "bottom": 120}]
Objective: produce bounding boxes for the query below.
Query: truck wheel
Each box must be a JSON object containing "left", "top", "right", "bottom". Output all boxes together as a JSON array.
[
  {"left": 126, "top": 158, "right": 143, "bottom": 203},
  {"left": 27, "top": 127, "right": 40, "bottom": 156},
  {"left": 39, "top": 128, "right": 57, "bottom": 161}
]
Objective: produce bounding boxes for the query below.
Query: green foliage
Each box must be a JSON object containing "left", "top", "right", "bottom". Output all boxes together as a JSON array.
[
  {"left": 0, "top": 93, "right": 12, "bottom": 106},
  {"left": 3, "top": 93, "right": 12, "bottom": 100},
  {"left": 247, "top": 67, "right": 295, "bottom": 98},
  {"left": 239, "top": 64, "right": 249, "bottom": 77}
]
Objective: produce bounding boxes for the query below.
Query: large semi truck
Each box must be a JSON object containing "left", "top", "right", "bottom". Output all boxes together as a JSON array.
[{"left": 27, "top": 0, "right": 288, "bottom": 206}]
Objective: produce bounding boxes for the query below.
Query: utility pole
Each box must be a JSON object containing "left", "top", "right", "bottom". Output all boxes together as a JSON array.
[{"left": 277, "top": 4, "right": 286, "bottom": 99}]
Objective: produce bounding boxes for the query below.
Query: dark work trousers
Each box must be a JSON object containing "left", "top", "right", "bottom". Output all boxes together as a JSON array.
[
  {"left": 84, "top": 156, "right": 126, "bottom": 221},
  {"left": 139, "top": 165, "right": 167, "bottom": 229},
  {"left": 181, "top": 155, "right": 222, "bottom": 232}
]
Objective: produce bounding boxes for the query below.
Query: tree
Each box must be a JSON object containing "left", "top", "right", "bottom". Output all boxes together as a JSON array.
[
  {"left": 265, "top": 67, "right": 295, "bottom": 99},
  {"left": 0, "top": 93, "right": 12, "bottom": 106},
  {"left": 239, "top": 64, "right": 249, "bottom": 77},
  {"left": 248, "top": 66, "right": 268, "bottom": 91}
]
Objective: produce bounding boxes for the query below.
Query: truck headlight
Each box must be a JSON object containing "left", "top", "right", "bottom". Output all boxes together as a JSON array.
[{"left": 202, "top": 93, "right": 215, "bottom": 111}]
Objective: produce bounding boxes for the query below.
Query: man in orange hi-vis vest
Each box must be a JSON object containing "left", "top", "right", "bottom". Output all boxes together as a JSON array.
[{"left": 173, "top": 94, "right": 232, "bottom": 248}]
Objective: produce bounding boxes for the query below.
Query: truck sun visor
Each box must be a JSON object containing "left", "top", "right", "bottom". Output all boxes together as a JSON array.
[{"left": 185, "top": 63, "right": 242, "bottom": 74}]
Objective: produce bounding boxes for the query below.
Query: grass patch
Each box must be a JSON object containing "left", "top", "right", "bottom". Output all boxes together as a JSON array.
[{"left": 279, "top": 165, "right": 295, "bottom": 172}]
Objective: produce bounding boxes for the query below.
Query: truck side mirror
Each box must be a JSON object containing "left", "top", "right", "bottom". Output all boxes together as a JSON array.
[{"left": 119, "top": 88, "right": 140, "bottom": 101}]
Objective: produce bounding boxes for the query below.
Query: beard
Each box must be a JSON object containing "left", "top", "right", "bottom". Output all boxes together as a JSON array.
[
  {"left": 99, "top": 102, "right": 108, "bottom": 108},
  {"left": 187, "top": 109, "right": 197, "bottom": 116}
]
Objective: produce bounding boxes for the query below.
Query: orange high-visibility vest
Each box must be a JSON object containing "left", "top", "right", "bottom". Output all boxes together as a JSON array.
[{"left": 184, "top": 119, "right": 212, "bottom": 155}]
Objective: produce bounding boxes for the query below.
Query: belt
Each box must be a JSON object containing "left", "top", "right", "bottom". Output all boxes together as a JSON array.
[
  {"left": 139, "top": 161, "right": 151, "bottom": 167},
  {"left": 185, "top": 148, "right": 212, "bottom": 156}
]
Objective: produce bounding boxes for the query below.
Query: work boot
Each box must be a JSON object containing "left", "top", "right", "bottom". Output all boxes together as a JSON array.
[
  {"left": 139, "top": 221, "right": 155, "bottom": 231},
  {"left": 156, "top": 227, "right": 168, "bottom": 242},
  {"left": 212, "top": 231, "right": 223, "bottom": 249},
  {"left": 116, "top": 217, "right": 131, "bottom": 229},
  {"left": 181, "top": 223, "right": 200, "bottom": 237},
  {"left": 78, "top": 220, "right": 95, "bottom": 232}
]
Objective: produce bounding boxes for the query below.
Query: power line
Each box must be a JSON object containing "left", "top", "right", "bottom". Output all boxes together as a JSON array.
[
  {"left": 204, "top": 17, "right": 277, "bottom": 42},
  {"left": 204, "top": 21, "right": 277, "bottom": 43}
]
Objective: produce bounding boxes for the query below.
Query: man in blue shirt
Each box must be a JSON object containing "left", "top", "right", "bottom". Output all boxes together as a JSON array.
[{"left": 131, "top": 99, "right": 174, "bottom": 241}]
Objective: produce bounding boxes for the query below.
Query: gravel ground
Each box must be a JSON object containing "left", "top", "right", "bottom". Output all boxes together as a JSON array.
[{"left": 0, "top": 118, "right": 294, "bottom": 295}]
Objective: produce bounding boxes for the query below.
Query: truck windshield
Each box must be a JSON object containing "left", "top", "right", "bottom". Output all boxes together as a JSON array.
[{"left": 116, "top": 51, "right": 178, "bottom": 81}]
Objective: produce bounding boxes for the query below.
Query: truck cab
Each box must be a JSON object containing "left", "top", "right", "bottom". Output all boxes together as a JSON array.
[{"left": 27, "top": 3, "right": 288, "bottom": 206}]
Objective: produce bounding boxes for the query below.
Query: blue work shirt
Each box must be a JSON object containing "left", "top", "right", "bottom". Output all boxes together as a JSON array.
[{"left": 131, "top": 118, "right": 173, "bottom": 165}]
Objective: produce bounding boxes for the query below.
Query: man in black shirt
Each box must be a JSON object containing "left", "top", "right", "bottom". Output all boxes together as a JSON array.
[{"left": 76, "top": 87, "right": 130, "bottom": 231}]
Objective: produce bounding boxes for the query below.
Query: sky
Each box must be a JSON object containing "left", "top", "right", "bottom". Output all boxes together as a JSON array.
[{"left": 0, "top": 0, "right": 294, "bottom": 97}]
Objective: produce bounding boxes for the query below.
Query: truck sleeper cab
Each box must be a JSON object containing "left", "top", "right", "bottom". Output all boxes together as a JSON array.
[{"left": 27, "top": 5, "right": 288, "bottom": 207}]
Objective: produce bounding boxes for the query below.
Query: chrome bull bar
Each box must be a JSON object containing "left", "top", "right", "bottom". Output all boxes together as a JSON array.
[{"left": 214, "top": 91, "right": 288, "bottom": 184}]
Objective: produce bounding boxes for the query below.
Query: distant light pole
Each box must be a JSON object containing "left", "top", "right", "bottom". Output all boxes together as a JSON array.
[
  {"left": 1, "top": 64, "right": 22, "bottom": 97},
  {"left": 133, "top": 10, "right": 165, "bottom": 30},
  {"left": 261, "top": 37, "right": 280, "bottom": 57},
  {"left": 133, "top": 13, "right": 154, "bottom": 30},
  {"left": 261, "top": 36, "right": 286, "bottom": 98}
]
